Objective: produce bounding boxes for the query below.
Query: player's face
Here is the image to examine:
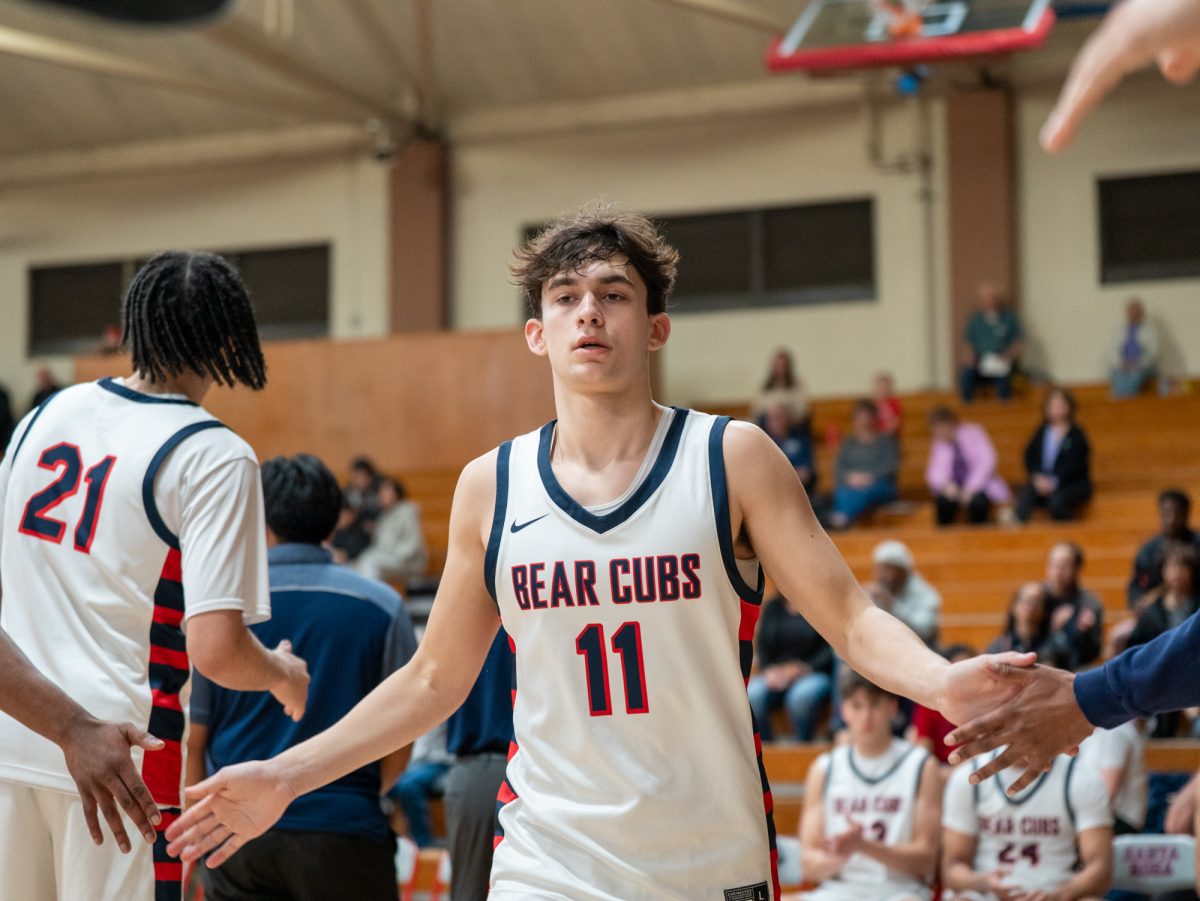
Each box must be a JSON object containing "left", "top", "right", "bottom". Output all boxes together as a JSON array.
[
  {"left": 525, "top": 256, "right": 670, "bottom": 393},
  {"left": 841, "top": 690, "right": 896, "bottom": 743}
]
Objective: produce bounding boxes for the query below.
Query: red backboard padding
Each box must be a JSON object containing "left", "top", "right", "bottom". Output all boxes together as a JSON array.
[{"left": 766, "top": 8, "right": 1055, "bottom": 71}]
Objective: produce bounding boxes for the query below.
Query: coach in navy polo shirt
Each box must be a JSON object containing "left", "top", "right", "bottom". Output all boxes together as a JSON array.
[{"left": 189, "top": 454, "right": 417, "bottom": 901}]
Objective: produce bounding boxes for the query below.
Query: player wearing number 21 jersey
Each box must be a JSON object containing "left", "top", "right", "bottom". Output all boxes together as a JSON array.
[
  {"left": 169, "top": 209, "right": 1044, "bottom": 900},
  {"left": 941, "top": 750, "right": 1113, "bottom": 900},
  {"left": 0, "top": 252, "right": 309, "bottom": 901}
]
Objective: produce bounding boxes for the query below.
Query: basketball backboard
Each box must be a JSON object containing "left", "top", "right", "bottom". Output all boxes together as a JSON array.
[{"left": 767, "top": 0, "right": 1055, "bottom": 72}]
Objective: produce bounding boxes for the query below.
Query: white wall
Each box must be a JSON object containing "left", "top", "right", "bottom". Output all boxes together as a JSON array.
[
  {"left": 0, "top": 154, "right": 390, "bottom": 408},
  {"left": 451, "top": 100, "right": 952, "bottom": 407},
  {"left": 1017, "top": 78, "right": 1200, "bottom": 384}
]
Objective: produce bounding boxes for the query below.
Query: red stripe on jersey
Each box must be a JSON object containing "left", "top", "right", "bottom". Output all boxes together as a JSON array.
[
  {"left": 142, "top": 738, "right": 183, "bottom": 806},
  {"left": 152, "top": 605, "right": 184, "bottom": 627},
  {"left": 151, "top": 689, "right": 183, "bottom": 712},
  {"left": 738, "top": 599, "right": 760, "bottom": 642},
  {"left": 763, "top": 789, "right": 775, "bottom": 815},
  {"left": 154, "top": 861, "right": 183, "bottom": 882},
  {"left": 497, "top": 781, "right": 518, "bottom": 804},
  {"left": 157, "top": 809, "right": 180, "bottom": 831},
  {"left": 770, "top": 849, "right": 781, "bottom": 901},
  {"left": 507, "top": 741, "right": 519, "bottom": 763},
  {"left": 149, "top": 646, "right": 189, "bottom": 671},
  {"left": 160, "top": 548, "right": 182, "bottom": 583},
  {"left": 493, "top": 835, "right": 504, "bottom": 850}
]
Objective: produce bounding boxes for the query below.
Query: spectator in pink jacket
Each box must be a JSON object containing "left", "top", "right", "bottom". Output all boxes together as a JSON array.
[{"left": 925, "top": 406, "right": 1011, "bottom": 526}]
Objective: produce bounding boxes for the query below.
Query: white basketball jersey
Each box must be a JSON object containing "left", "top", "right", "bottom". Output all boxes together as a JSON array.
[
  {"left": 955, "top": 752, "right": 1103, "bottom": 892},
  {"left": 0, "top": 378, "right": 269, "bottom": 809},
  {"left": 487, "top": 408, "right": 778, "bottom": 901},
  {"left": 820, "top": 739, "right": 931, "bottom": 894}
]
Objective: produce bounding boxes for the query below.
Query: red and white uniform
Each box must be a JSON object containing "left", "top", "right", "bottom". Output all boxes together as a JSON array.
[
  {"left": 486, "top": 407, "right": 778, "bottom": 900},
  {"left": 0, "top": 378, "right": 269, "bottom": 901}
]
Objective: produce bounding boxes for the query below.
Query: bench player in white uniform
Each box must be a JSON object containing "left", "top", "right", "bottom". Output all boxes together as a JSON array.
[
  {"left": 0, "top": 251, "right": 309, "bottom": 901},
  {"left": 942, "top": 749, "right": 1112, "bottom": 900},
  {"left": 799, "top": 669, "right": 940, "bottom": 901},
  {"left": 170, "top": 209, "right": 1039, "bottom": 900}
]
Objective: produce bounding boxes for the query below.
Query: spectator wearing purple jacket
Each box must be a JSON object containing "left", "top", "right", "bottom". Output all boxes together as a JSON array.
[{"left": 925, "top": 406, "right": 1011, "bottom": 526}]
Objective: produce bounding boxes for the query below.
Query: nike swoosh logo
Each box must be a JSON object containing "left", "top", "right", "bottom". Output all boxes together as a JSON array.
[{"left": 510, "top": 514, "right": 548, "bottom": 534}]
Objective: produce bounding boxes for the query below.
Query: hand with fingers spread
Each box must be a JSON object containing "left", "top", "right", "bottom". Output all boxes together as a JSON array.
[
  {"left": 165, "top": 760, "right": 295, "bottom": 867},
  {"left": 944, "top": 664, "right": 1093, "bottom": 794},
  {"left": 268, "top": 639, "right": 310, "bottom": 722},
  {"left": 933, "top": 650, "right": 1038, "bottom": 728},
  {"left": 1042, "top": 0, "right": 1200, "bottom": 151},
  {"left": 59, "top": 713, "right": 165, "bottom": 852}
]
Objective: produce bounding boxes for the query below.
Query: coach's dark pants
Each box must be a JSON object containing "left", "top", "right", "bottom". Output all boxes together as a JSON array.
[
  {"left": 444, "top": 752, "right": 509, "bottom": 901},
  {"left": 202, "top": 829, "right": 397, "bottom": 901}
]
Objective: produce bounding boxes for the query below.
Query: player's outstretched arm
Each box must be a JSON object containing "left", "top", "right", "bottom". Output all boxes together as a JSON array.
[
  {"left": 165, "top": 452, "right": 503, "bottom": 867},
  {"left": 1042, "top": 0, "right": 1200, "bottom": 151},
  {"left": 724, "top": 422, "right": 1034, "bottom": 722},
  {"left": 187, "top": 618, "right": 310, "bottom": 722},
  {"left": 0, "top": 621, "right": 164, "bottom": 851}
]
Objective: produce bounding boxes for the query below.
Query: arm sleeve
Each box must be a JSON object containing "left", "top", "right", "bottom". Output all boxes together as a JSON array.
[
  {"left": 171, "top": 456, "right": 271, "bottom": 623},
  {"left": 1068, "top": 761, "right": 1114, "bottom": 832},
  {"left": 1074, "top": 609, "right": 1200, "bottom": 728},
  {"left": 382, "top": 601, "right": 419, "bottom": 676},
  {"left": 962, "top": 427, "right": 999, "bottom": 497},
  {"left": 189, "top": 670, "right": 216, "bottom": 727},
  {"left": 942, "top": 765, "right": 979, "bottom": 834},
  {"left": 1023, "top": 428, "right": 1041, "bottom": 476}
]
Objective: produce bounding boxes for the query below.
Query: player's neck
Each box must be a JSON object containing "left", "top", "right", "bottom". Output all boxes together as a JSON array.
[
  {"left": 550, "top": 385, "right": 662, "bottom": 471},
  {"left": 124, "top": 370, "right": 212, "bottom": 404},
  {"left": 852, "top": 733, "right": 894, "bottom": 758}
]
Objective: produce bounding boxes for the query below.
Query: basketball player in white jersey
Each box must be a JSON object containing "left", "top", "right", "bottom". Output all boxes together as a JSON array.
[
  {"left": 168, "top": 208, "right": 1037, "bottom": 900},
  {"left": 0, "top": 251, "right": 309, "bottom": 901},
  {"left": 799, "top": 669, "right": 940, "bottom": 901},
  {"left": 942, "top": 750, "right": 1112, "bottom": 900}
]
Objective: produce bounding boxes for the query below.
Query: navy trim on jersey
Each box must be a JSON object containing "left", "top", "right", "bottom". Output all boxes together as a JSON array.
[
  {"left": 536, "top": 407, "right": 689, "bottom": 535},
  {"left": 846, "top": 743, "right": 917, "bottom": 786},
  {"left": 911, "top": 747, "right": 929, "bottom": 799},
  {"left": 1063, "top": 754, "right": 1078, "bottom": 828},
  {"left": 485, "top": 442, "right": 512, "bottom": 602},
  {"left": 98, "top": 377, "right": 198, "bottom": 406},
  {"left": 993, "top": 755, "right": 1053, "bottom": 806},
  {"left": 9, "top": 387, "right": 61, "bottom": 464},
  {"left": 142, "top": 421, "right": 226, "bottom": 550},
  {"left": 707, "top": 416, "right": 765, "bottom": 605}
]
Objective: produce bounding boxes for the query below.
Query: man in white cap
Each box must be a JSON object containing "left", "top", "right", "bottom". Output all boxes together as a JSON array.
[{"left": 870, "top": 540, "right": 942, "bottom": 647}]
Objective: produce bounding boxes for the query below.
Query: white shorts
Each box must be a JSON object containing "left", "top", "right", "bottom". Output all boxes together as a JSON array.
[
  {"left": 0, "top": 781, "right": 176, "bottom": 901},
  {"left": 798, "top": 882, "right": 932, "bottom": 901}
]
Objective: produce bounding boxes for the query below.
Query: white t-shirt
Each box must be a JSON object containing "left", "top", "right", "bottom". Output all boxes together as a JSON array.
[
  {"left": 943, "top": 752, "right": 1112, "bottom": 893},
  {"left": 1079, "top": 720, "right": 1147, "bottom": 829},
  {"left": 0, "top": 379, "right": 269, "bottom": 804}
]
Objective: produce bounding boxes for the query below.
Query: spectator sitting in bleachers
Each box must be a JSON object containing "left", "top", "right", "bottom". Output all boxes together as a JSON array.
[
  {"left": 1128, "top": 490, "right": 1200, "bottom": 607},
  {"left": 753, "top": 347, "right": 811, "bottom": 436},
  {"left": 798, "top": 669, "right": 941, "bottom": 901},
  {"left": 986, "top": 582, "right": 1066, "bottom": 666},
  {"left": 867, "top": 540, "right": 942, "bottom": 647},
  {"left": 1110, "top": 297, "right": 1160, "bottom": 399},
  {"left": 874, "top": 371, "right": 903, "bottom": 442},
  {"left": 763, "top": 402, "right": 816, "bottom": 494},
  {"left": 1015, "top": 387, "right": 1092, "bottom": 523},
  {"left": 907, "top": 643, "right": 975, "bottom": 765},
  {"left": 925, "top": 406, "right": 1010, "bottom": 527},
  {"left": 829, "top": 400, "right": 899, "bottom": 530},
  {"left": 960, "top": 283, "right": 1023, "bottom": 403},
  {"left": 331, "top": 501, "right": 371, "bottom": 564},
  {"left": 387, "top": 720, "right": 452, "bottom": 848},
  {"left": 355, "top": 477, "right": 428, "bottom": 584},
  {"left": 941, "top": 746, "right": 1112, "bottom": 901},
  {"left": 1079, "top": 720, "right": 1148, "bottom": 836},
  {"left": 1042, "top": 541, "right": 1104, "bottom": 670},
  {"left": 747, "top": 594, "right": 833, "bottom": 742}
]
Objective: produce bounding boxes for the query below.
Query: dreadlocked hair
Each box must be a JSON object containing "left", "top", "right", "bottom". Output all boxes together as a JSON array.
[{"left": 122, "top": 251, "right": 267, "bottom": 390}]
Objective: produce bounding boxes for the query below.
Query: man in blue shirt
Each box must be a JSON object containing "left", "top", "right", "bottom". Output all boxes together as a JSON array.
[
  {"left": 188, "top": 454, "right": 417, "bottom": 901},
  {"left": 960, "top": 283, "right": 1024, "bottom": 402}
]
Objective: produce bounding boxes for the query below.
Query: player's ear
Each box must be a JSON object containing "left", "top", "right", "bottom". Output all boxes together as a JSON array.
[
  {"left": 647, "top": 313, "right": 671, "bottom": 351},
  {"left": 525, "top": 318, "right": 548, "bottom": 357}
]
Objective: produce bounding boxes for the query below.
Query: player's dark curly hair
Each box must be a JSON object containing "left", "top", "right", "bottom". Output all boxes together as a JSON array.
[
  {"left": 122, "top": 251, "right": 267, "bottom": 389},
  {"left": 261, "top": 454, "right": 342, "bottom": 545},
  {"left": 511, "top": 206, "right": 680, "bottom": 319}
]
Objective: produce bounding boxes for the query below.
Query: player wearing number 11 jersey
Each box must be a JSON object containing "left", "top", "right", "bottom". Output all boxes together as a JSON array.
[
  {"left": 0, "top": 251, "right": 309, "bottom": 901},
  {"left": 169, "top": 209, "right": 1041, "bottom": 900}
]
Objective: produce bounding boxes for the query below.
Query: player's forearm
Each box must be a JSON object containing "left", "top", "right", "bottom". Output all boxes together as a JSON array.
[
  {"left": 800, "top": 848, "right": 845, "bottom": 883},
  {"left": 274, "top": 652, "right": 471, "bottom": 799},
  {"left": 192, "top": 626, "right": 286, "bottom": 693},
  {"left": 942, "top": 861, "right": 990, "bottom": 893},
  {"left": 844, "top": 605, "right": 947, "bottom": 709},
  {"left": 857, "top": 839, "right": 937, "bottom": 879},
  {"left": 1053, "top": 859, "right": 1109, "bottom": 900},
  {"left": 0, "top": 627, "right": 94, "bottom": 747}
]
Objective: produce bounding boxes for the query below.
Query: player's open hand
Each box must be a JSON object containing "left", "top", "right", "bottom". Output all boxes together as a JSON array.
[
  {"left": 935, "top": 650, "right": 1037, "bottom": 727},
  {"left": 825, "top": 818, "right": 866, "bottom": 856},
  {"left": 60, "top": 715, "right": 165, "bottom": 853},
  {"left": 944, "top": 664, "right": 1093, "bottom": 794},
  {"left": 269, "top": 639, "right": 310, "bottom": 722},
  {"left": 165, "top": 761, "right": 295, "bottom": 866},
  {"left": 1042, "top": 0, "right": 1200, "bottom": 151}
]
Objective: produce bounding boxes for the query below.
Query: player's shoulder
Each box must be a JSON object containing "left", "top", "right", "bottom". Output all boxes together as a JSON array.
[{"left": 164, "top": 417, "right": 257, "bottom": 469}]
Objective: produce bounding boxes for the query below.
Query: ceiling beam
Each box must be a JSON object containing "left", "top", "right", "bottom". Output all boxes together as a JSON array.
[
  {"left": 203, "top": 14, "right": 409, "bottom": 122},
  {"left": 341, "top": 0, "right": 419, "bottom": 101},
  {"left": 0, "top": 23, "right": 348, "bottom": 119},
  {"left": 648, "top": 0, "right": 792, "bottom": 33}
]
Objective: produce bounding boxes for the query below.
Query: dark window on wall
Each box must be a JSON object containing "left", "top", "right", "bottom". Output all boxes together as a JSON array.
[
  {"left": 28, "top": 244, "right": 331, "bottom": 355},
  {"left": 1099, "top": 171, "right": 1200, "bottom": 282}
]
